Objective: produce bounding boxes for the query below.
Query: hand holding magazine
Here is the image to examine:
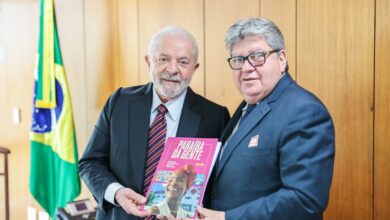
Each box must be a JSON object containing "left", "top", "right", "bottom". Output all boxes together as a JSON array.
[{"left": 142, "top": 137, "right": 221, "bottom": 219}]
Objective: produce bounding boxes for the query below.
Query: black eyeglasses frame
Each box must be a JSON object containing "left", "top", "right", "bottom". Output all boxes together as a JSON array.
[{"left": 227, "top": 49, "right": 281, "bottom": 70}]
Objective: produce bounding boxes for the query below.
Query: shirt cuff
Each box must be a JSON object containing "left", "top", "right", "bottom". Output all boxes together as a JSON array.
[{"left": 104, "top": 182, "right": 124, "bottom": 205}]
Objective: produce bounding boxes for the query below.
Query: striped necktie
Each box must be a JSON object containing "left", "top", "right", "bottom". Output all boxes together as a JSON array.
[{"left": 143, "top": 104, "right": 168, "bottom": 197}]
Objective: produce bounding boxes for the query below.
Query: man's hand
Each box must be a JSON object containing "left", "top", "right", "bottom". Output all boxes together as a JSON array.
[
  {"left": 196, "top": 206, "right": 225, "bottom": 220},
  {"left": 115, "top": 187, "right": 149, "bottom": 217}
]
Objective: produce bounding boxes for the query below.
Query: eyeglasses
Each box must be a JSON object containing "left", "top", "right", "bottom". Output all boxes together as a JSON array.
[{"left": 227, "top": 49, "right": 281, "bottom": 70}]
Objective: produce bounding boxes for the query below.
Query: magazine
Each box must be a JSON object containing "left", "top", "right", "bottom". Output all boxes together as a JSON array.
[{"left": 143, "top": 137, "right": 221, "bottom": 219}]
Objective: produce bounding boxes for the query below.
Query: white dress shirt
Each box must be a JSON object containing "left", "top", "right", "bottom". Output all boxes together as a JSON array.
[{"left": 104, "top": 88, "right": 187, "bottom": 205}]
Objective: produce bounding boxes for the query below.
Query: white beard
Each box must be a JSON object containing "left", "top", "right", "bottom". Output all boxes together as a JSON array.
[{"left": 153, "top": 72, "right": 191, "bottom": 99}]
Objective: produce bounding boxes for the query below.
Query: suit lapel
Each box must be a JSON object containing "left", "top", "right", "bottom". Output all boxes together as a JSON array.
[
  {"left": 214, "top": 73, "right": 295, "bottom": 181},
  {"left": 176, "top": 88, "right": 201, "bottom": 137},
  {"left": 220, "top": 101, "right": 245, "bottom": 143},
  {"left": 215, "top": 102, "right": 270, "bottom": 179},
  {"left": 129, "top": 84, "right": 153, "bottom": 192}
]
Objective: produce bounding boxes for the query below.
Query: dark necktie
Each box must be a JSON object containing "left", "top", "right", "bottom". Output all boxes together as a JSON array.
[
  {"left": 143, "top": 104, "right": 168, "bottom": 197},
  {"left": 214, "top": 103, "right": 257, "bottom": 173},
  {"left": 239, "top": 104, "right": 256, "bottom": 127}
]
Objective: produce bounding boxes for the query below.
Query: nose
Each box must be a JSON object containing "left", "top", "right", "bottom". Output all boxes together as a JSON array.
[
  {"left": 170, "top": 179, "right": 178, "bottom": 187},
  {"left": 166, "top": 60, "right": 179, "bottom": 74},
  {"left": 241, "top": 58, "right": 255, "bottom": 72}
]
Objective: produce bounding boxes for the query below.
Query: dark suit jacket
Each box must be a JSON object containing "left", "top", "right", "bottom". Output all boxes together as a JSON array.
[
  {"left": 79, "top": 83, "right": 230, "bottom": 220},
  {"left": 204, "top": 73, "right": 335, "bottom": 220}
]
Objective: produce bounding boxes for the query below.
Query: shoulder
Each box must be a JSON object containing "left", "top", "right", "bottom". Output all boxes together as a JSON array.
[
  {"left": 283, "top": 82, "right": 329, "bottom": 112},
  {"left": 117, "top": 83, "right": 152, "bottom": 98},
  {"left": 102, "top": 83, "right": 152, "bottom": 115},
  {"left": 187, "top": 88, "right": 228, "bottom": 112},
  {"left": 277, "top": 83, "right": 334, "bottom": 129},
  {"left": 106, "top": 83, "right": 152, "bottom": 104}
]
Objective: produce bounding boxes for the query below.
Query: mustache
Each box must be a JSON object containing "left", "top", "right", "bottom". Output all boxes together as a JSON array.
[{"left": 160, "top": 72, "right": 182, "bottom": 81}]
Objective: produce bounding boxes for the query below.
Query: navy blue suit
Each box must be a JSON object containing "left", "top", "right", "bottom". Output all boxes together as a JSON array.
[
  {"left": 205, "top": 73, "right": 335, "bottom": 220},
  {"left": 79, "top": 83, "right": 230, "bottom": 219}
]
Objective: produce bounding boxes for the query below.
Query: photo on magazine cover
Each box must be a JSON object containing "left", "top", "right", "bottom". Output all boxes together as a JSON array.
[
  {"left": 143, "top": 137, "right": 219, "bottom": 219},
  {"left": 145, "top": 165, "right": 203, "bottom": 218}
]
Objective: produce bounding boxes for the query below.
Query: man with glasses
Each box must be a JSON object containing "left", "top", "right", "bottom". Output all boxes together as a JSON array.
[{"left": 200, "top": 17, "right": 335, "bottom": 220}]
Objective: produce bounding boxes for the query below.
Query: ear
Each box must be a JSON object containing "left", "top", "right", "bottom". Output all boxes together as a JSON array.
[
  {"left": 145, "top": 55, "right": 151, "bottom": 71},
  {"left": 278, "top": 50, "right": 287, "bottom": 73},
  {"left": 194, "top": 63, "right": 200, "bottom": 71}
]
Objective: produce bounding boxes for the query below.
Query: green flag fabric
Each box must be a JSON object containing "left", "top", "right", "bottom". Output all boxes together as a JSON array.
[{"left": 30, "top": 0, "right": 80, "bottom": 217}]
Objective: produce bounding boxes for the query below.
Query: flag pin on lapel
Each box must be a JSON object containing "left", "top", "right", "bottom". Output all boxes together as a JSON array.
[{"left": 248, "top": 134, "right": 259, "bottom": 148}]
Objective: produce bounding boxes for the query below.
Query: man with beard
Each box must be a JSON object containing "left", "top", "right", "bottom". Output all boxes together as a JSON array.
[{"left": 79, "top": 26, "right": 230, "bottom": 220}]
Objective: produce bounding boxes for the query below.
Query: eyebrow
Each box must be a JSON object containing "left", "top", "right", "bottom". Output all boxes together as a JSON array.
[
  {"left": 177, "top": 57, "right": 190, "bottom": 61},
  {"left": 157, "top": 53, "right": 170, "bottom": 58},
  {"left": 231, "top": 49, "right": 267, "bottom": 57},
  {"left": 157, "top": 54, "right": 191, "bottom": 61}
]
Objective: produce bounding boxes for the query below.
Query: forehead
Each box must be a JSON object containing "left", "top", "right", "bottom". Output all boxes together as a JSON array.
[
  {"left": 231, "top": 36, "right": 271, "bottom": 56},
  {"left": 155, "top": 35, "right": 194, "bottom": 58},
  {"left": 170, "top": 172, "right": 187, "bottom": 179}
]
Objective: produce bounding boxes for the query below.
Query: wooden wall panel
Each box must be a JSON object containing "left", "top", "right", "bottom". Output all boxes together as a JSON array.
[
  {"left": 84, "top": 0, "right": 116, "bottom": 133},
  {"left": 205, "top": 0, "right": 259, "bottom": 112},
  {"left": 297, "top": 1, "right": 374, "bottom": 219},
  {"left": 105, "top": 0, "right": 139, "bottom": 90},
  {"left": 115, "top": 0, "right": 139, "bottom": 88},
  {"left": 138, "top": 0, "right": 204, "bottom": 95},
  {"left": 0, "top": 2, "right": 7, "bottom": 212},
  {"left": 260, "top": 0, "right": 296, "bottom": 78},
  {"left": 1, "top": 1, "right": 39, "bottom": 219},
  {"left": 374, "top": 0, "right": 390, "bottom": 219},
  {"left": 0, "top": 0, "right": 5, "bottom": 144},
  {"left": 0, "top": 3, "right": 5, "bottom": 210}
]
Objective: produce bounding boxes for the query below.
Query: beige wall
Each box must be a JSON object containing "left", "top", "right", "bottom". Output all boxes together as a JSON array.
[{"left": 0, "top": 0, "right": 389, "bottom": 219}]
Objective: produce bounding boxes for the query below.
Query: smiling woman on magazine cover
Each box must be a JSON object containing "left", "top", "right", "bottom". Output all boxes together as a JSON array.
[{"left": 150, "top": 164, "right": 197, "bottom": 218}]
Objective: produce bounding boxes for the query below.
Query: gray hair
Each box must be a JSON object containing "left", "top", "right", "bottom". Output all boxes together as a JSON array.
[
  {"left": 225, "top": 17, "right": 285, "bottom": 53},
  {"left": 148, "top": 26, "right": 199, "bottom": 62}
]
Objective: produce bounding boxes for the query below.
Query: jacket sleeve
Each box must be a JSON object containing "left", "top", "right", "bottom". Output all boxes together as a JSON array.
[
  {"left": 225, "top": 101, "right": 335, "bottom": 220},
  {"left": 78, "top": 88, "right": 122, "bottom": 214}
]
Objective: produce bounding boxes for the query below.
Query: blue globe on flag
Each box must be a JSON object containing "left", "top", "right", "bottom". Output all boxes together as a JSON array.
[{"left": 31, "top": 79, "right": 64, "bottom": 133}]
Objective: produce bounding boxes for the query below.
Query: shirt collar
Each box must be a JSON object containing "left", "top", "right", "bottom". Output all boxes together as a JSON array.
[
  {"left": 242, "top": 102, "right": 258, "bottom": 115},
  {"left": 241, "top": 72, "right": 287, "bottom": 111},
  {"left": 152, "top": 87, "right": 187, "bottom": 121}
]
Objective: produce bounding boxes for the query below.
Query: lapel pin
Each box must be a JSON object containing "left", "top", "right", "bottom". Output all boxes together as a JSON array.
[{"left": 248, "top": 134, "right": 259, "bottom": 148}]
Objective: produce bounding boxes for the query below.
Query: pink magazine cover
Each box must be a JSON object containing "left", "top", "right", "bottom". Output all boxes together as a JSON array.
[{"left": 143, "top": 137, "right": 219, "bottom": 219}]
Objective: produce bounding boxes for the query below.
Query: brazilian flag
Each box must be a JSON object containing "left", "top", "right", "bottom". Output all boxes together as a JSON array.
[{"left": 30, "top": 0, "right": 80, "bottom": 217}]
